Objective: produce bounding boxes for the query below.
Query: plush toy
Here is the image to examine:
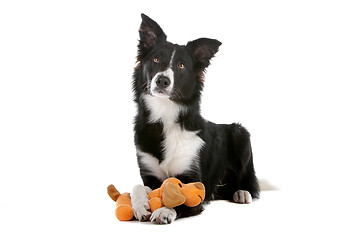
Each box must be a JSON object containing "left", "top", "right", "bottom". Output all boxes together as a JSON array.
[{"left": 107, "top": 178, "right": 205, "bottom": 221}]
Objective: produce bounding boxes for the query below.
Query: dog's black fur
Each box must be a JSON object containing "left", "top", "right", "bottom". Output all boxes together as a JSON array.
[{"left": 132, "top": 14, "right": 259, "bottom": 219}]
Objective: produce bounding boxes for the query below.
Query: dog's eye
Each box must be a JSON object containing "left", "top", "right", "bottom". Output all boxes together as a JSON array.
[
  {"left": 178, "top": 183, "right": 182, "bottom": 188},
  {"left": 153, "top": 57, "right": 160, "bottom": 63},
  {"left": 178, "top": 63, "right": 185, "bottom": 69}
]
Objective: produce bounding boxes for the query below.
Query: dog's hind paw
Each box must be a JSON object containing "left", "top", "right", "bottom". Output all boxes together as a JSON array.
[{"left": 233, "top": 190, "right": 252, "bottom": 204}]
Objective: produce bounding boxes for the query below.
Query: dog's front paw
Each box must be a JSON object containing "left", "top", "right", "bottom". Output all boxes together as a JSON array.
[
  {"left": 233, "top": 190, "right": 252, "bottom": 204},
  {"left": 131, "top": 185, "right": 152, "bottom": 221},
  {"left": 133, "top": 202, "right": 151, "bottom": 221},
  {"left": 150, "top": 207, "right": 177, "bottom": 224}
]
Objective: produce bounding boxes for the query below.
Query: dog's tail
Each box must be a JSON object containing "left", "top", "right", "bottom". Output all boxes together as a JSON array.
[{"left": 258, "top": 179, "right": 279, "bottom": 191}]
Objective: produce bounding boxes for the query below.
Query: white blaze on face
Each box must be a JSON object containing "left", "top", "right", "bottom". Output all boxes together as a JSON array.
[{"left": 150, "top": 50, "right": 176, "bottom": 98}]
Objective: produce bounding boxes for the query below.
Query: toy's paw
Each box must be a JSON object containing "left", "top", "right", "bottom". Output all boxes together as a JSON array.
[
  {"left": 131, "top": 185, "right": 152, "bottom": 221},
  {"left": 150, "top": 207, "right": 177, "bottom": 224},
  {"left": 233, "top": 190, "right": 252, "bottom": 204}
]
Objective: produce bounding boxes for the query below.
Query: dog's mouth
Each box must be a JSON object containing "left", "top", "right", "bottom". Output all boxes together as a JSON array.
[{"left": 151, "top": 88, "right": 172, "bottom": 98}]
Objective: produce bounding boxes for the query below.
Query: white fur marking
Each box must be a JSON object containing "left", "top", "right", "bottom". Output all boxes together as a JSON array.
[
  {"left": 142, "top": 94, "right": 184, "bottom": 126},
  {"left": 150, "top": 207, "right": 177, "bottom": 224},
  {"left": 233, "top": 190, "right": 252, "bottom": 204},
  {"left": 150, "top": 68, "right": 174, "bottom": 98},
  {"left": 160, "top": 123, "right": 204, "bottom": 177},
  {"left": 141, "top": 94, "right": 205, "bottom": 178},
  {"left": 131, "top": 185, "right": 152, "bottom": 221},
  {"left": 169, "top": 50, "right": 176, "bottom": 66},
  {"left": 150, "top": 50, "right": 176, "bottom": 98},
  {"left": 137, "top": 149, "right": 168, "bottom": 181}
]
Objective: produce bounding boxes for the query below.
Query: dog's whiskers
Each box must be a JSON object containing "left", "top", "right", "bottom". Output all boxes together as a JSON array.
[
  {"left": 140, "top": 82, "right": 150, "bottom": 93},
  {"left": 172, "top": 88, "right": 183, "bottom": 99}
]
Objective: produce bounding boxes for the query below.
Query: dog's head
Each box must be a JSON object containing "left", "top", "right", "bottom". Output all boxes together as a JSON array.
[{"left": 134, "top": 14, "right": 221, "bottom": 103}]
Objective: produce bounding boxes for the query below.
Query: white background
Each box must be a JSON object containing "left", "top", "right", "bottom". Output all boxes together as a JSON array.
[{"left": 1, "top": 0, "right": 360, "bottom": 239}]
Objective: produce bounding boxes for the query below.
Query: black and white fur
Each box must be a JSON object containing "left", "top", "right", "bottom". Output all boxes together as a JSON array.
[{"left": 131, "top": 14, "right": 259, "bottom": 224}]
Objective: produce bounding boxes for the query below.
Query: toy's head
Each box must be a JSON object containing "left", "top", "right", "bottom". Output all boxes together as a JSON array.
[{"left": 160, "top": 178, "right": 205, "bottom": 208}]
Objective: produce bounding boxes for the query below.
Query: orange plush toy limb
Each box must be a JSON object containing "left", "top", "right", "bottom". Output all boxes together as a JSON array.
[
  {"left": 107, "top": 185, "right": 134, "bottom": 221},
  {"left": 147, "top": 186, "right": 164, "bottom": 212},
  {"left": 148, "top": 197, "right": 163, "bottom": 212},
  {"left": 148, "top": 178, "right": 205, "bottom": 211}
]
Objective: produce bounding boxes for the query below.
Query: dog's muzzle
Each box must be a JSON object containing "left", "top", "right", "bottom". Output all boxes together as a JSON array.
[{"left": 150, "top": 69, "right": 174, "bottom": 98}]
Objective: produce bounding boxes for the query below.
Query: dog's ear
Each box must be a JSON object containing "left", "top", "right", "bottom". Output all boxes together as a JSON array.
[
  {"left": 187, "top": 38, "right": 222, "bottom": 69},
  {"left": 138, "top": 14, "right": 167, "bottom": 52}
]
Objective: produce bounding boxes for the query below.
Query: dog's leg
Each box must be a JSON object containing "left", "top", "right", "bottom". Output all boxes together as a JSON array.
[
  {"left": 216, "top": 124, "right": 260, "bottom": 202},
  {"left": 131, "top": 185, "right": 152, "bottom": 221},
  {"left": 150, "top": 207, "right": 177, "bottom": 224},
  {"left": 233, "top": 190, "right": 252, "bottom": 204}
]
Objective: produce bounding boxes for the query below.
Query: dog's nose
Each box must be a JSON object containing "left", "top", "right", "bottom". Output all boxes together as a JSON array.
[{"left": 156, "top": 76, "right": 170, "bottom": 89}]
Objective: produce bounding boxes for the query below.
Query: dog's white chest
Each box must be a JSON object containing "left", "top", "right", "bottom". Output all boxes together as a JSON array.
[
  {"left": 139, "top": 95, "right": 204, "bottom": 178},
  {"left": 160, "top": 122, "right": 204, "bottom": 177}
]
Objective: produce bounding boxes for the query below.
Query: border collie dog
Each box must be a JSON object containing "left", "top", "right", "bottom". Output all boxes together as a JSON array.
[{"left": 131, "top": 14, "right": 259, "bottom": 224}]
